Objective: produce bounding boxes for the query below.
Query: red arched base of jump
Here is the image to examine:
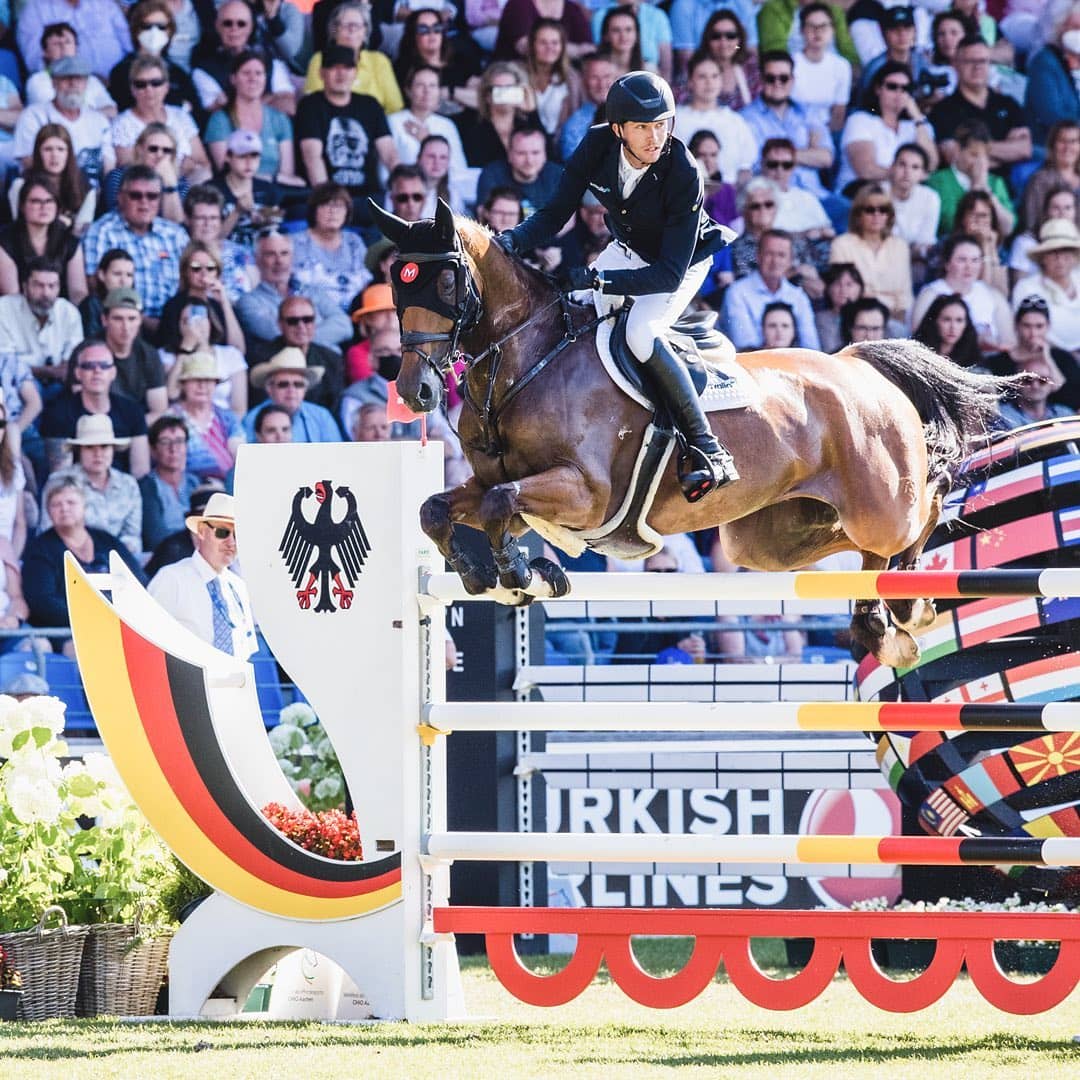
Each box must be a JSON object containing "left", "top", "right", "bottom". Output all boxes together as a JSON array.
[{"left": 433, "top": 908, "right": 1080, "bottom": 1014}]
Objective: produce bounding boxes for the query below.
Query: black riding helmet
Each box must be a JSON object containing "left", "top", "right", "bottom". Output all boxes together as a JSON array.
[{"left": 605, "top": 70, "right": 676, "bottom": 126}]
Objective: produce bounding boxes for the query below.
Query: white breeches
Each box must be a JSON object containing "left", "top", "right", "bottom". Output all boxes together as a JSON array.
[{"left": 588, "top": 240, "right": 711, "bottom": 361}]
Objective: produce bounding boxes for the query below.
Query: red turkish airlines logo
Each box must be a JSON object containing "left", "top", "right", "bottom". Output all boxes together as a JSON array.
[{"left": 400, "top": 262, "right": 419, "bottom": 284}]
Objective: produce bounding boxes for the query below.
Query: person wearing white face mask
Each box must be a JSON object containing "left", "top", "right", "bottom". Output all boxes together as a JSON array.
[
  {"left": 107, "top": 0, "right": 205, "bottom": 126},
  {"left": 1025, "top": 1, "right": 1080, "bottom": 145}
]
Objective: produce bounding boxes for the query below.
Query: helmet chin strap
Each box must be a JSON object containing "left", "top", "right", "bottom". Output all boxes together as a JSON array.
[{"left": 611, "top": 122, "right": 671, "bottom": 169}]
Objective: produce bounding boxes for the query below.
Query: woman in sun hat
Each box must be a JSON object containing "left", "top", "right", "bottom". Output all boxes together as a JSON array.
[
  {"left": 1011, "top": 218, "right": 1080, "bottom": 354},
  {"left": 166, "top": 352, "right": 245, "bottom": 481},
  {"left": 45, "top": 414, "right": 143, "bottom": 555}
]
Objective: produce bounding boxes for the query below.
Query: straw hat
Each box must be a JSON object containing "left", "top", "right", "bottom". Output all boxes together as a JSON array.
[
  {"left": 249, "top": 346, "right": 323, "bottom": 390},
  {"left": 176, "top": 351, "right": 223, "bottom": 382},
  {"left": 63, "top": 414, "right": 131, "bottom": 450},
  {"left": 1028, "top": 219, "right": 1080, "bottom": 260},
  {"left": 185, "top": 492, "right": 236, "bottom": 533}
]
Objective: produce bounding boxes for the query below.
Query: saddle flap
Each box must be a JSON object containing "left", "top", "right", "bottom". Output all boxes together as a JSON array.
[{"left": 609, "top": 305, "right": 731, "bottom": 400}]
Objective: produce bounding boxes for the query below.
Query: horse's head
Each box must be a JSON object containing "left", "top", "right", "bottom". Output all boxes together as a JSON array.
[{"left": 368, "top": 197, "right": 482, "bottom": 413}]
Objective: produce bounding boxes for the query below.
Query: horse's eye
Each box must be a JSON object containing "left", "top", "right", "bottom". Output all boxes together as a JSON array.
[{"left": 437, "top": 268, "right": 456, "bottom": 303}]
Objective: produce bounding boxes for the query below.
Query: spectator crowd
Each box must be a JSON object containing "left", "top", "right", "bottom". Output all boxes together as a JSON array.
[{"left": 0, "top": 0, "right": 1074, "bottom": 668}]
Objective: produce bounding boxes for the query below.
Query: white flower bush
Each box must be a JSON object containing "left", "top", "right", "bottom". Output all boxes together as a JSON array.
[
  {"left": 268, "top": 703, "right": 345, "bottom": 812},
  {"left": 0, "top": 694, "right": 171, "bottom": 930}
]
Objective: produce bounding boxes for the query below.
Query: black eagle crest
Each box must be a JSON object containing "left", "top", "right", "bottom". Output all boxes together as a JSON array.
[{"left": 279, "top": 480, "right": 371, "bottom": 612}]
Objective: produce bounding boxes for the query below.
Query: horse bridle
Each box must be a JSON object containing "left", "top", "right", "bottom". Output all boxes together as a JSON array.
[{"left": 393, "top": 236, "right": 483, "bottom": 381}]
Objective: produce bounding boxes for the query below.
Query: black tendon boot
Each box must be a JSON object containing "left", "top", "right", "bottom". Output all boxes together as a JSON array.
[{"left": 642, "top": 337, "right": 739, "bottom": 501}]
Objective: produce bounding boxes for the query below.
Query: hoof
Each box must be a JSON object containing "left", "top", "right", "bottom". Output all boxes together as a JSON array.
[
  {"left": 528, "top": 557, "right": 571, "bottom": 599},
  {"left": 460, "top": 562, "right": 498, "bottom": 595},
  {"left": 875, "top": 626, "right": 921, "bottom": 669}
]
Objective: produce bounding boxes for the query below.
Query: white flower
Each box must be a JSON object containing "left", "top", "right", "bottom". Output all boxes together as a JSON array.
[
  {"left": 278, "top": 703, "right": 317, "bottom": 728},
  {"left": 268, "top": 723, "right": 306, "bottom": 754},
  {"left": 3, "top": 748, "right": 62, "bottom": 785},
  {"left": 6, "top": 774, "right": 63, "bottom": 824},
  {"left": 17, "top": 695, "right": 66, "bottom": 738},
  {"left": 61, "top": 762, "right": 105, "bottom": 818},
  {"left": 82, "top": 753, "right": 124, "bottom": 791}
]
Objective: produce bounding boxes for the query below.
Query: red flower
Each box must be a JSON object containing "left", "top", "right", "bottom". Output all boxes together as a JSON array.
[{"left": 261, "top": 803, "right": 364, "bottom": 861}]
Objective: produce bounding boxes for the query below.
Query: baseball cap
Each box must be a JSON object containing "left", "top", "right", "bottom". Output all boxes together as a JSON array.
[
  {"left": 51, "top": 55, "right": 92, "bottom": 78},
  {"left": 322, "top": 44, "right": 357, "bottom": 69},
  {"left": 227, "top": 129, "right": 263, "bottom": 156},
  {"left": 882, "top": 6, "right": 915, "bottom": 29},
  {"left": 104, "top": 287, "right": 142, "bottom": 312}
]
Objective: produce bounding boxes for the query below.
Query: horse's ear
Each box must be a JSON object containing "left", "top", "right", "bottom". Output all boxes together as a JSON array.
[
  {"left": 434, "top": 198, "right": 455, "bottom": 243},
  {"left": 367, "top": 197, "right": 410, "bottom": 245}
]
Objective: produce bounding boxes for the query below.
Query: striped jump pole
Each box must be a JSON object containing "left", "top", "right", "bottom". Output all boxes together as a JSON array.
[
  {"left": 425, "top": 700, "right": 1080, "bottom": 733},
  {"left": 424, "top": 831, "right": 1080, "bottom": 867},
  {"left": 423, "top": 568, "right": 1080, "bottom": 604}
]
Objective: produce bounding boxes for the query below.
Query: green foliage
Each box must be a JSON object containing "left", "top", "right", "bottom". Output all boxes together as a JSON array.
[
  {"left": 156, "top": 857, "right": 212, "bottom": 926},
  {"left": 0, "top": 695, "right": 172, "bottom": 932},
  {"left": 267, "top": 704, "right": 345, "bottom": 812}
]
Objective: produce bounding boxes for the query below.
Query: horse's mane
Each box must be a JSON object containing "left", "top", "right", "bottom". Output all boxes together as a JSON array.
[{"left": 455, "top": 216, "right": 563, "bottom": 297}]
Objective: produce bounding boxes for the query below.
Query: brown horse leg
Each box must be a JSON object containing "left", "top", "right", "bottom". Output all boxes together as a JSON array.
[
  {"left": 419, "top": 479, "right": 498, "bottom": 595},
  {"left": 883, "top": 478, "right": 948, "bottom": 633},
  {"left": 478, "top": 467, "right": 599, "bottom": 600},
  {"left": 851, "top": 551, "right": 921, "bottom": 668}
]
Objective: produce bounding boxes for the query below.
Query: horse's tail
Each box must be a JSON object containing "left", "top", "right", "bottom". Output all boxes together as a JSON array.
[{"left": 845, "top": 340, "right": 1031, "bottom": 484}]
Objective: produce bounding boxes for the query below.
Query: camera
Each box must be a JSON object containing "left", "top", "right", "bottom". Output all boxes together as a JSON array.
[{"left": 915, "top": 70, "right": 950, "bottom": 97}]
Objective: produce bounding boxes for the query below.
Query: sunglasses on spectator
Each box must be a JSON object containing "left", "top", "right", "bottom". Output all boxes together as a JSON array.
[
  {"left": 188, "top": 262, "right": 219, "bottom": 273},
  {"left": 861, "top": 204, "right": 891, "bottom": 214},
  {"left": 283, "top": 314, "right": 316, "bottom": 326},
  {"left": 763, "top": 73, "right": 791, "bottom": 84},
  {"left": 125, "top": 189, "right": 161, "bottom": 201},
  {"left": 747, "top": 201, "right": 775, "bottom": 210},
  {"left": 220, "top": 18, "right": 250, "bottom": 28},
  {"left": 710, "top": 30, "right": 739, "bottom": 40},
  {"left": 132, "top": 78, "right": 167, "bottom": 89},
  {"left": 78, "top": 360, "right": 115, "bottom": 371},
  {"left": 393, "top": 192, "right": 425, "bottom": 204},
  {"left": 882, "top": 81, "right": 910, "bottom": 92},
  {"left": 272, "top": 379, "right": 308, "bottom": 389},
  {"left": 256, "top": 226, "right": 284, "bottom": 239},
  {"left": 145, "top": 144, "right": 175, "bottom": 155},
  {"left": 416, "top": 22, "right": 444, "bottom": 34},
  {"left": 764, "top": 159, "right": 795, "bottom": 170},
  {"left": 209, "top": 525, "right": 234, "bottom": 539}
]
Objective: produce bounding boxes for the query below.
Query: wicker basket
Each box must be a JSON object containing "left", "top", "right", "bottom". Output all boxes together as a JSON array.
[
  {"left": 76, "top": 910, "right": 173, "bottom": 1018},
  {"left": 0, "top": 906, "right": 89, "bottom": 1020}
]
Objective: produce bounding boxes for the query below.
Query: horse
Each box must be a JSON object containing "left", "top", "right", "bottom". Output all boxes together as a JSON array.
[{"left": 369, "top": 198, "right": 1024, "bottom": 667}]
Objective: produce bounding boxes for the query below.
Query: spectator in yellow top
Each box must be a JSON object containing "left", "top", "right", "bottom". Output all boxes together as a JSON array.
[{"left": 304, "top": 1, "right": 404, "bottom": 114}]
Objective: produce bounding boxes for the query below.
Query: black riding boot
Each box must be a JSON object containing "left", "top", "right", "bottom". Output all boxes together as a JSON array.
[{"left": 642, "top": 337, "right": 739, "bottom": 502}]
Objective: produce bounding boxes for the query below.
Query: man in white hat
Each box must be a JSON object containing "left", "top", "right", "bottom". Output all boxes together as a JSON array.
[
  {"left": 241, "top": 347, "right": 342, "bottom": 443},
  {"left": 39, "top": 340, "right": 151, "bottom": 478},
  {"left": 45, "top": 414, "right": 143, "bottom": 556},
  {"left": 147, "top": 491, "right": 257, "bottom": 658}
]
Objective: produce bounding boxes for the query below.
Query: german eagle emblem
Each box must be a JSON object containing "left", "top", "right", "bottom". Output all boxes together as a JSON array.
[{"left": 279, "top": 480, "right": 371, "bottom": 612}]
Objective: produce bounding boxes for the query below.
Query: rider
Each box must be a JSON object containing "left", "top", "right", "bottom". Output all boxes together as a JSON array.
[{"left": 494, "top": 71, "right": 739, "bottom": 501}]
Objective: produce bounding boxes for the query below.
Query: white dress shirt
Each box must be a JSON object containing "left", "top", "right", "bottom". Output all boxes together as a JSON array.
[
  {"left": 0, "top": 295, "right": 83, "bottom": 370},
  {"left": 148, "top": 550, "right": 257, "bottom": 659}
]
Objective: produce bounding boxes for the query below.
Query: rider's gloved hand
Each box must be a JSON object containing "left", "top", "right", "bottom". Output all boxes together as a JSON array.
[
  {"left": 493, "top": 231, "right": 518, "bottom": 256},
  {"left": 568, "top": 265, "right": 602, "bottom": 292}
]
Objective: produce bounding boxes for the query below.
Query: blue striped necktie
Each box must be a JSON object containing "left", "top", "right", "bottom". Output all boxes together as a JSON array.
[{"left": 206, "top": 577, "right": 233, "bottom": 654}]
